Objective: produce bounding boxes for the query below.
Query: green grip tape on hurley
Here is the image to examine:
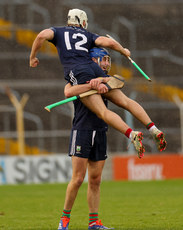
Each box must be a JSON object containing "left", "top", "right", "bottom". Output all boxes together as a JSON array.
[
  {"left": 128, "top": 57, "right": 152, "bottom": 82},
  {"left": 45, "top": 96, "right": 78, "bottom": 112}
]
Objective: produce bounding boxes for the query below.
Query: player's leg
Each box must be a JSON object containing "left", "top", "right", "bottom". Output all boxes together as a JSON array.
[
  {"left": 104, "top": 89, "right": 151, "bottom": 125},
  {"left": 87, "top": 130, "right": 114, "bottom": 229},
  {"left": 64, "top": 156, "right": 88, "bottom": 210},
  {"left": 104, "top": 89, "right": 166, "bottom": 151},
  {"left": 58, "top": 156, "right": 88, "bottom": 230},
  {"left": 81, "top": 94, "right": 130, "bottom": 134},
  {"left": 81, "top": 94, "right": 145, "bottom": 158},
  {"left": 88, "top": 160, "right": 108, "bottom": 230},
  {"left": 58, "top": 129, "right": 90, "bottom": 230},
  {"left": 87, "top": 160, "right": 105, "bottom": 213}
]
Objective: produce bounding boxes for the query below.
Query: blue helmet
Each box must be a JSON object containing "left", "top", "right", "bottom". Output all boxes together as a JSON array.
[
  {"left": 89, "top": 47, "right": 110, "bottom": 61},
  {"left": 89, "top": 47, "right": 111, "bottom": 73}
]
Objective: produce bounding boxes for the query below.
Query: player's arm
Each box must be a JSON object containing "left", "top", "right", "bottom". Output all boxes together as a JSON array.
[
  {"left": 95, "top": 36, "right": 130, "bottom": 57},
  {"left": 64, "top": 79, "right": 110, "bottom": 98},
  {"left": 29, "top": 29, "right": 54, "bottom": 67},
  {"left": 64, "top": 83, "right": 92, "bottom": 98}
]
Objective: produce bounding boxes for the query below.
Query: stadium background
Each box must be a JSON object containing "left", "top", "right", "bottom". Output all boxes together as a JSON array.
[{"left": 0, "top": 0, "right": 183, "bottom": 183}]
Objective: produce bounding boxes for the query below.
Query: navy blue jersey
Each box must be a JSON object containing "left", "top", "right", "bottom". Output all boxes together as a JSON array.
[
  {"left": 49, "top": 26, "right": 99, "bottom": 76},
  {"left": 67, "top": 61, "right": 109, "bottom": 85},
  {"left": 72, "top": 97, "right": 108, "bottom": 131}
]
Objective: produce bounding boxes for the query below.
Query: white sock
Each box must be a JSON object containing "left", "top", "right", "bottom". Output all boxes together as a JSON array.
[{"left": 149, "top": 125, "right": 157, "bottom": 133}]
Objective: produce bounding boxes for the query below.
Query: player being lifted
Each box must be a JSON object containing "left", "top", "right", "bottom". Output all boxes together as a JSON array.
[{"left": 29, "top": 8, "right": 166, "bottom": 158}]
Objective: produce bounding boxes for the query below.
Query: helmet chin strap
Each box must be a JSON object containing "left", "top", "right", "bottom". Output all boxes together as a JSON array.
[{"left": 75, "top": 16, "right": 81, "bottom": 26}]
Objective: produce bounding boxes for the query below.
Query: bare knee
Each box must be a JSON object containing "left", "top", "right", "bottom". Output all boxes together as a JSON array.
[
  {"left": 89, "top": 175, "right": 102, "bottom": 189},
  {"left": 72, "top": 175, "right": 85, "bottom": 188},
  {"left": 96, "top": 108, "right": 108, "bottom": 120}
]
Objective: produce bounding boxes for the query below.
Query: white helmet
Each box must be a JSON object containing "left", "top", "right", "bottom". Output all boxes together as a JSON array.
[{"left": 67, "top": 9, "right": 88, "bottom": 29}]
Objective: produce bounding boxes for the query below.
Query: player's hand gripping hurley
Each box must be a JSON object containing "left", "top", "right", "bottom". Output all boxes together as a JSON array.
[{"left": 106, "top": 34, "right": 152, "bottom": 82}]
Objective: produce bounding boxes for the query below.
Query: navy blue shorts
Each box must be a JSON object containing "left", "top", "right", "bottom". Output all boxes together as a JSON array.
[
  {"left": 69, "top": 130, "right": 107, "bottom": 161},
  {"left": 65, "top": 62, "right": 108, "bottom": 85}
]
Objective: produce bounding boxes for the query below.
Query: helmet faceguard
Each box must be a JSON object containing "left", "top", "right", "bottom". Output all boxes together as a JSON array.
[
  {"left": 89, "top": 47, "right": 111, "bottom": 73},
  {"left": 67, "top": 9, "right": 88, "bottom": 29}
]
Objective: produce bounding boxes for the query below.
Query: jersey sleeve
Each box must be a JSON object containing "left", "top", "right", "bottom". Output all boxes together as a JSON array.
[
  {"left": 89, "top": 32, "right": 99, "bottom": 46},
  {"left": 48, "top": 27, "right": 57, "bottom": 45}
]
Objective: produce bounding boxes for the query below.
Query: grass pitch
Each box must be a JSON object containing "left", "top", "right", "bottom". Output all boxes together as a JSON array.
[{"left": 0, "top": 180, "right": 183, "bottom": 230}]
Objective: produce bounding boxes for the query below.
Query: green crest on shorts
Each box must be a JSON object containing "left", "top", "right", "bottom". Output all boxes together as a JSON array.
[{"left": 76, "top": 145, "right": 81, "bottom": 152}]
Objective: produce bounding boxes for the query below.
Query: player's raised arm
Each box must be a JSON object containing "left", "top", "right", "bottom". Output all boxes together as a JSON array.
[
  {"left": 29, "top": 29, "right": 54, "bottom": 67},
  {"left": 95, "top": 36, "right": 131, "bottom": 58}
]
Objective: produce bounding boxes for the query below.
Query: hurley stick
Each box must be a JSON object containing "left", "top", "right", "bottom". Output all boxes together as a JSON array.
[
  {"left": 45, "top": 90, "right": 97, "bottom": 112},
  {"left": 106, "top": 34, "right": 152, "bottom": 82},
  {"left": 127, "top": 56, "right": 152, "bottom": 82},
  {"left": 45, "top": 74, "right": 124, "bottom": 112}
]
